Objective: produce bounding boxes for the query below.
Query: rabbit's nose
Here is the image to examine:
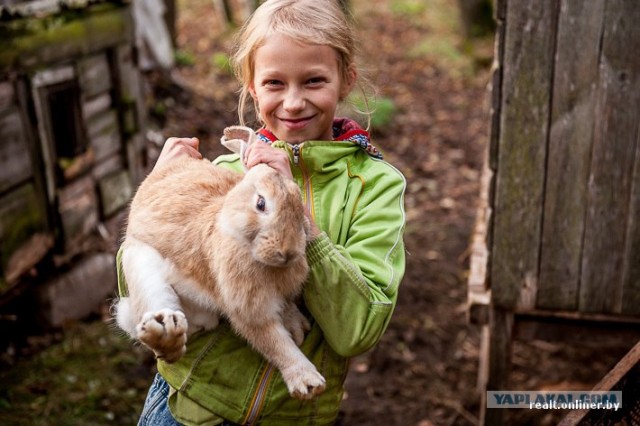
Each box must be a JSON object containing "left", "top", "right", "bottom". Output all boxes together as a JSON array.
[{"left": 277, "top": 250, "right": 297, "bottom": 265}]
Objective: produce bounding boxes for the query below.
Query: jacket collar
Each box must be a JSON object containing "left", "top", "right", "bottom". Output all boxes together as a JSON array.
[{"left": 256, "top": 118, "right": 383, "bottom": 160}]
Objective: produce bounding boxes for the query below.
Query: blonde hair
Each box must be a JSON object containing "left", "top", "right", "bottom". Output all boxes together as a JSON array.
[{"left": 231, "top": 0, "right": 367, "bottom": 127}]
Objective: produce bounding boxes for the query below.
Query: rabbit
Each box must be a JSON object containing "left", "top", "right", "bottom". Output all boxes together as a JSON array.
[{"left": 114, "top": 127, "right": 326, "bottom": 400}]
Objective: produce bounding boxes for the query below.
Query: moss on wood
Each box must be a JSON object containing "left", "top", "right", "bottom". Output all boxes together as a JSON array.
[
  {"left": 0, "top": 4, "right": 132, "bottom": 73},
  {"left": 0, "top": 184, "right": 47, "bottom": 276}
]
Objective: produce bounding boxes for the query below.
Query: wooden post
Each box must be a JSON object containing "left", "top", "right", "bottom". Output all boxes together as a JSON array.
[{"left": 479, "top": 308, "right": 514, "bottom": 426}]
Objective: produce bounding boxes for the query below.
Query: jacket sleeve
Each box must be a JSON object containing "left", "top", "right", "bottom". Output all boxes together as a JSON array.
[{"left": 303, "top": 165, "right": 406, "bottom": 358}]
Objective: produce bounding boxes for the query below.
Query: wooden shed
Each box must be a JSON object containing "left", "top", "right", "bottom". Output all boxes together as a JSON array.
[
  {"left": 467, "top": 0, "right": 640, "bottom": 424},
  {"left": 0, "top": 0, "right": 146, "bottom": 325}
]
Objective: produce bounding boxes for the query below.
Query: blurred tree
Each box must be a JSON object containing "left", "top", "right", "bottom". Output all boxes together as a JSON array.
[
  {"left": 164, "top": 0, "right": 177, "bottom": 46},
  {"left": 457, "top": 0, "right": 495, "bottom": 39}
]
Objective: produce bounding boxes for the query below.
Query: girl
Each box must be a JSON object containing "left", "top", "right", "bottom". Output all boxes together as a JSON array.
[{"left": 125, "top": 0, "right": 406, "bottom": 424}]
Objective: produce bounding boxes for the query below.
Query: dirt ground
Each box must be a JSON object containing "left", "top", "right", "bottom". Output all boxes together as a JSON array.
[{"left": 0, "top": 0, "right": 635, "bottom": 425}]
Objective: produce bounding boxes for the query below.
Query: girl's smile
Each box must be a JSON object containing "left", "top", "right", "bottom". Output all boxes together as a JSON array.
[{"left": 250, "top": 33, "right": 354, "bottom": 143}]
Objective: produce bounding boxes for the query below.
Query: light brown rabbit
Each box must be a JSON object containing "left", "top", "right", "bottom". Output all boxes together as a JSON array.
[{"left": 114, "top": 129, "right": 326, "bottom": 400}]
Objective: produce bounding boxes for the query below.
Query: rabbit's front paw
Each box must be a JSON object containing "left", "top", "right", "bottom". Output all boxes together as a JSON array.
[
  {"left": 282, "top": 303, "right": 310, "bottom": 346},
  {"left": 281, "top": 362, "right": 326, "bottom": 400},
  {"left": 136, "top": 309, "right": 188, "bottom": 363}
]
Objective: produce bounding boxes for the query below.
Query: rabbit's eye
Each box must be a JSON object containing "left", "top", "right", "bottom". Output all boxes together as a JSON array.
[{"left": 256, "top": 195, "right": 266, "bottom": 212}]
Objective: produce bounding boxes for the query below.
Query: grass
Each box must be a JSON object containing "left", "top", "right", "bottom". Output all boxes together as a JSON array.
[
  {"left": 385, "top": 0, "right": 494, "bottom": 78},
  {"left": 0, "top": 320, "right": 154, "bottom": 426}
]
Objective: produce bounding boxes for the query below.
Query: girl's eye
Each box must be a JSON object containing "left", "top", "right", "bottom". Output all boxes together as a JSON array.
[
  {"left": 256, "top": 195, "right": 266, "bottom": 212},
  {"left": 307, "top": 77, "right": 325, "bottom": 85},
  {"left": 265, "top": 80, "right": 283, "bottom": 87}
]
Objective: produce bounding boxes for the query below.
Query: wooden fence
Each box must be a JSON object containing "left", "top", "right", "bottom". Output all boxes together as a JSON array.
[{"left": 468, "top": 0, "right": 640, "bottom": 424}]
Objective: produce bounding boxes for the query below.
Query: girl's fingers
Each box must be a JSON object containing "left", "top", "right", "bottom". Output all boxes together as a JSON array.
[
  {"left": 155, "top": 137, "right": 202, "bottom": 170},
  {"left": 244, "top": 144, "right": 293, "bottom": 180}
]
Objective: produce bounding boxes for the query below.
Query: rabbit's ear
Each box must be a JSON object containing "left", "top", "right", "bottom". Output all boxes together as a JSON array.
[
  {"left": 221, "top": 126, "right": 257, "bottom": 171},
  {"left": 221, "top": 137, "right": 245, "bottom": 154}
]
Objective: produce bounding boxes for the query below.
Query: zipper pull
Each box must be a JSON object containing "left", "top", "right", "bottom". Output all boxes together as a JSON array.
[{"left": 291, "top": 144, "right": 300, "bottom": 165}]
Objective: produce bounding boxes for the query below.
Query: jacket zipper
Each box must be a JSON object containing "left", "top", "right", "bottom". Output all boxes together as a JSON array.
[
  {"left": 243, "top": 363, "right": 275, "bottom": 425},
  {"left": 290, "top": 144, "right": 313, "bottom": 212},
  {"left": 242, "top": 144, "right": 311, "bottom": 426},
  {"left": 292, "top": 143, "right": 301, "bottom": 165}
]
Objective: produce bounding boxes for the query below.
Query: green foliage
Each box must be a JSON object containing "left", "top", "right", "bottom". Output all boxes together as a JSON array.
[
  {"left": 152, "top": 101, "right": 167, "bottom": 118},
  {"left": 174, "top": 49, "right": 196, "bottom": 67},
  {"left": 390, "top": 0, "right": 427, "bottom": 16},
  {"left": 408, "top": 36, "right": 475, "bottom": 77},
  {"left": 210, "top": 52, "right": 232, "bottom": 74},
  {"left": 350, "top": 94, "right": 398, "bottom": 130}
]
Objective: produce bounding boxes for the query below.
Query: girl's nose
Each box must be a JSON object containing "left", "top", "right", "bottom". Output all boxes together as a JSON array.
[{"left": 283, "top": 89, "right": 305, "bottom": 112}]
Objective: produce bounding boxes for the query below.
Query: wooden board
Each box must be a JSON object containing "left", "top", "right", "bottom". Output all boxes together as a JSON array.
[
  {"left": 92, "top": 153, "right": 123, "bottom": 181},
  {"left": 57, "top": 176, "right": 98, "bottom": 247},
  {"left": 97, "top": 169, "right": 132, "bottom": 218},
  {"left": 77, "top": 53, "right": 112, "bottom": 99},
  {"left": 537, "top": 0, "right": 605, "bottom": 310},
  {"left": 490, "top": 0, "right": 558, "bottom": 309},
  {"left": 86, "top": 108, "right": 121, "bottom": 162},
  {"left": 82, "top": 92, "right": 112, "bottom": 121},
  {"left": 0, "top": 81, "right": 15, "bottom": 112},
  {"left": 0, "top": 183, "right": 48, "bottom": 281},
  {"left": 623, "top": 120, "right": 640, "bottom": 315},
  {"left": 559, "top": 340, "right": 640, "bottom": 425},
  {"left": 0, "top": 109, "right": 33, "bottom": 193},
  {"left": 579, "top": 0, "right": 640, "bottom": 313}
]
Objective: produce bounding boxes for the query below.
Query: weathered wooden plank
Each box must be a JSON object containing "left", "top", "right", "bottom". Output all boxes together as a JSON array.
[
  {"left": 0, "top": 183, "right": 48, "bottom": 281},
  {"left": 479, "top": 308, "right": 513, "bottom": 426},
  {"left": 622, "top": 119, "right": 640, "bottom": 315},
  {"left": 57, "top": 176, "right": 98, "bottom": 247},
  {"left": 125, "top": 133, "right": 146, "bottom": 185},
  {"left": 0, "top": 109, "right": 33, "bottom": 193},
  {"left": 580, "top": 0, "right": 640, "bottom": 314},
  {"left": 468, "top": 157, "right": 493, "bottom": 325},
  {"left": 490, "top": 0, "right": 558, "bottom": 309},
  {"left": 514, "top": 310, "right": 640, "bottom": 344},
  {"left": 5, "top": 233, "right": 54, "bottom": 285},
  {"left": 92, "top": 153, "right": 123, "bottom": 181},
  {"left": 115, "top": 44, "right": 145, "bottom": 123},
  {"left": 77, "top": 53, "right": 112, "bottom": 99},
  {"left": 537, "top": 0, "right": 605, "bottom": 310},
  {"left": 15, "top": 76, "right": 51, "bottom": 236},
  {"left": 559, "top": 340, "right": 640, "bottom": 425},
  {"left": 36, "top": 253, "right": 116, "bottom": 327},
  {"left": 487, "top": 0, "right": 505, "bottom": 173},
  {"left": 97, "top": 169, "right": 132, "bottom": 218},
  {"left": 0, "top": 81, "right": 15, "bottom": 112},
  {"left": 31, "top": 65, "right": 76, "bottom": 202},
  {"left": 82, "top": 92, "right": 112, "bottom": 120},
  {"left": 87, "top": 108, "right": 121, "bottom": 161}
]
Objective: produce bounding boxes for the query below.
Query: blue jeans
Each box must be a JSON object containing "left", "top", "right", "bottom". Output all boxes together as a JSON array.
[{"left": 139, "top": 373, "right": 239, "bottom": 426}]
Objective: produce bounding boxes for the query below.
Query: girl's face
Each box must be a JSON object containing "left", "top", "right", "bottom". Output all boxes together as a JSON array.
[{"left": 250, "top": 33, "right": 355, "bottom": 143}]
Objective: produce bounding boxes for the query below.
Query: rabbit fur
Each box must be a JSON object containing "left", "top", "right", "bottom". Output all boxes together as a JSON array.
[{"left": 114, "top": 127, "right": 326, "bottom": 399}]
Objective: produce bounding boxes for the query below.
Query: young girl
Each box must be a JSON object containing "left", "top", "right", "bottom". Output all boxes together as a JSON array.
[{"left": 125, "top": 0, "right": 406, "bottom": 424}]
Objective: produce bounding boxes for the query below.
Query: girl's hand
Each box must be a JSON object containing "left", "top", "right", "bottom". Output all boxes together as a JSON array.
[
  {"left": 154, "top": 137, "right": 202, "bottom": 170},
  {"left": 243, "top": 143, "right": 321, "bottom": 238},
  {"left": 244, "top": 142, "right": 294, "bottom": 180}
]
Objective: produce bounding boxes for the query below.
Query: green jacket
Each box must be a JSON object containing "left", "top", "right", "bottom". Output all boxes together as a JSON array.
[{"left": 117, "top": 133, "right": 406, "bottom": 425}]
